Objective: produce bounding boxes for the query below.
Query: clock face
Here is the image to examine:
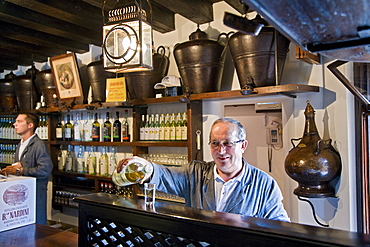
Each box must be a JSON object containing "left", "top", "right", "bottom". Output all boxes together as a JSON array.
[{"left": 103, "top": 23, "right": 139, "bottom": 65}]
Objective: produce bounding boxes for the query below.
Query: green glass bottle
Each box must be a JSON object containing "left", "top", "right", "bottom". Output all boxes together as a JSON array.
[
  {"left": 164, "top": 113, "right": 171, "bottom": 141},
  {"left": 169, "top": 113, "right": 176, "bottom": 141},
  {"left": 159, "top": 113, "right": 165, "bottom": 141},
  {"left": 175, "top": 112, "right": 182, "bottom": 140},
  {"left": 64, "top": 115, "right": 73, "bottom": 141},
  {"left": 122, "top": 110, "right": 130, "bottom": 142},
  {"left": 113, "top": 111, "right": 121, "bottom": 142},
  {"left": 92, "top": 113, "right": 100, "bottom": 142},
  {"left": 56, "top": 116, "right": 63, "bottom": 141},
  {"left": 103, "top": 112, "right": 112, "bottom": 142}
]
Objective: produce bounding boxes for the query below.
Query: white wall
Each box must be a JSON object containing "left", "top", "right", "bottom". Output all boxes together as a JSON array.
[{"left": 1, "top": 2, "right": 356, "bottom": 232}]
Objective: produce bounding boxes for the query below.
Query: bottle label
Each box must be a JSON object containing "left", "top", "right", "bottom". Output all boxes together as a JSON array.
[
  {"left": 65, "top": 128, "right": 72, "bottom": 139},
  {"left": 65, "top": 157, "right": 72, "bottom": 171},
  {"left": 103, "top": 127, "right": 111, "bottom": 139},
  {"left": 77, "top": 158, "right": 84, "bottom": 173},
  {"left": 92, "top": 127, "right": 100, "bottom": 140},
  {"left": 56, "top": 128, "right": 63, "bottom": 138}
]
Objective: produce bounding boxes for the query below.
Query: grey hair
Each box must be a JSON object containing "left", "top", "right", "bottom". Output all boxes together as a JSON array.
[{"left": 209, "top": 117, "right": 246, "bottom": 141}]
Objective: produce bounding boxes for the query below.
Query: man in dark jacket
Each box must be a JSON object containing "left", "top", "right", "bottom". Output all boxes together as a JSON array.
[{"left": 0, "top": 113, "right": 53, "bottom": 225}]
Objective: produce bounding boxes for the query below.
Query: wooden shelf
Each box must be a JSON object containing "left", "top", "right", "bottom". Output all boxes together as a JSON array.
[
  {"left": 30, "top": 84, "right": 320, "bottom": 113},
  {"left": 48, "top": 140, "right": 188, "bottom": 147}
]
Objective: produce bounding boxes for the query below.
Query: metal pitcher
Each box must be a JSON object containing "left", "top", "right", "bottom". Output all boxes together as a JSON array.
[{"left": 174, "top": 28, "right": 228, "bottom": 94}]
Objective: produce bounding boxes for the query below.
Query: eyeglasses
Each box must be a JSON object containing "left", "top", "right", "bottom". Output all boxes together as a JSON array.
[{"left": 208, "top": 140, "right": 244, "bottom": 148}]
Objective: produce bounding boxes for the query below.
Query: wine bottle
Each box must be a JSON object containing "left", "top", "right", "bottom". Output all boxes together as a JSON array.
[
  {"left": 139, "top": 114, "right": 145, "bottom": 141},
  {"left": 103, "top": 112, "right": 112, "bottom": 142},
  {"left": 56, "top": 116, "right": 63, "bottom": 141},
  {"left": 113, "top": 111, "right": 121, "bottom": 142},
  {"left": 175, "top": 112, "right": 182, "bottom": 140},
  {"left": 87, "top": 146, "right": 97, "bottom": 175},
  {"left": 181, "top": 112, "right": 187, "bottom": 140},
  {"left": 122, "top": 110, "right": 130, "bottom": 142},
  {"left": 64, "top": 115, "right": 73, "bottom": 141},
  {"left": 112, "top": 160, "right": 153, "bottom": 186},
  {"left": 153, "top": 113, "right": 160, "bottom": 140},
  {"left": 92, "top": 113, "right": 100, "bottom": 142},
  {"left": 99, "top": 146, "right": 109, "bottom": 176},
  {"left": 159, "top": 113, "right": 165, "bottom": 141},
  {"left": 149, "top": 114, "right": 154, "bottom": 140},
  {"left": 44, "top": 116, "right": 49, "bottom": 141},
  {"left": 65, "top": 145, "right": 73, "bottom": 172},
  {"left": 84, "top": 112, "right": 93, "bottom": 142},
  {"left": 164, "top": 113, "right": 170, "bottom": 141},
  {"left": 169, "top": 113, "right": 176, "bottom": 141},
  {"left": 76, "top": 145, "right": 85, "bottom": 173},
  {"left": 109, "top": 146, "right": 117, "bottom": 175},
  {"left": 144, "top": 114, "right": 150, "bottom": 141},
  {"left": 57, "top": 145, "right": 64, "bottom": 171},
  {"left": 74, "top": 113, "right": 82, "bottom": 141}
]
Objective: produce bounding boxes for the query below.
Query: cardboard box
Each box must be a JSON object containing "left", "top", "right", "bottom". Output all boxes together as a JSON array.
[{"left": 0, "top": 176, "right": 36, "bottom": 232}]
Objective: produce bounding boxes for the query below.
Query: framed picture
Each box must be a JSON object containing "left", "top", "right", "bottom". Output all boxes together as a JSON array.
[{"left": 50, "top": 53, "right": 83, "bottom": 99}]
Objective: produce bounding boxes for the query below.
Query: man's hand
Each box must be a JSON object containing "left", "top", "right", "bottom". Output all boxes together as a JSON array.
[
  {"left": 116, "top": 156, "right": 153, "bottom": 183},
  {"left": 0, "top": 162, "right": 22, "bottom": 176}
]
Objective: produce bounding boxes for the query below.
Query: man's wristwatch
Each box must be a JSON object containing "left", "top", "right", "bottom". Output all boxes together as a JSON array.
[{"left": 16, "top": 168, "right": 21, "bottom": 176}]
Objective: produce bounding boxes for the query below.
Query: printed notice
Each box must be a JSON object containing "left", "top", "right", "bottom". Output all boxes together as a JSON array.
[{"left": 106, "top": 77, "right": 127, "bottom": 102}]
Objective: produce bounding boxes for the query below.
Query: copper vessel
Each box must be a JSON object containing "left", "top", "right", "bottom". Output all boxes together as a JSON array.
[
  {"left": 228, "top": 15, "right": 290, "bottom": 88},
  {"left": 12, "top": 66, "right": 41, "bottom": 110},
  {"left": 285, "top": 101, "right": 342, "bottom": 198},
  {"left": 125, "top": 46, "right": 170, "bottom": 100},
  {"left": 35, "top": 69, "right": 57, "bottom": 107},
  {"left": 86, "top": 59, "right": 115, "bottom": 103},
  {"left": 174, "top": 28, "right": 227, "bottom": 94},
  {"left": 0, "top": 72, "right": 17, "bottom": 112}
]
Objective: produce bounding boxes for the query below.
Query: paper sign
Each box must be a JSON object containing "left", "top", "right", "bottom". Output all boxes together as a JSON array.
[{"left": 106, "top": 77, "right": 127, "bottom": 102}]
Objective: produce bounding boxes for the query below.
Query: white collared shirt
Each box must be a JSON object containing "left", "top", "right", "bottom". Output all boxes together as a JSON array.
[
  {"left": 19, "top": 134, "right": 36, "bottom": 160},
  {"left": 214, "top": 163, "right": 245, "bottom": 211}
]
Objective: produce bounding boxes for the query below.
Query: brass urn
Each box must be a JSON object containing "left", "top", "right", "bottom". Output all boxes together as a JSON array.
[{"left": 285, "top": 101, "right": 342, "bottom": 198}]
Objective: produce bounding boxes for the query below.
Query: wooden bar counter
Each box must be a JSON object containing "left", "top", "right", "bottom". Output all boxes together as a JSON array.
[
  {"left": 0, "top": 223, "right": 78, "bottom": 247},
  {"left": 75, "top": 193, "right": 370, "bottom": 247}
]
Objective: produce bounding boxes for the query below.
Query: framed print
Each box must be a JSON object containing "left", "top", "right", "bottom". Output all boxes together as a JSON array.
[{"left": 50, "top": 53, "right": 83, "bottom": 99}]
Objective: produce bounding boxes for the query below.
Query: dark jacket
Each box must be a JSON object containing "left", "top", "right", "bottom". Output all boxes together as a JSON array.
[{"left": 14, "top": 134, "right": 53, "bottom": 225}]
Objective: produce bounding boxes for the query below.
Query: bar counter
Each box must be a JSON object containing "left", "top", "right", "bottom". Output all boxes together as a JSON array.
[
  {"left": 0, "top": 223, "right": 78, "bottom": 247},
  {"left": 75, "top": 193, "right": 370, "bottom": 247}
]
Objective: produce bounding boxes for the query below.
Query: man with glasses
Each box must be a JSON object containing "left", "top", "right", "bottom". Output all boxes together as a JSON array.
[{"left": 118, "top": 117, "right": 289, "bottom": 221}]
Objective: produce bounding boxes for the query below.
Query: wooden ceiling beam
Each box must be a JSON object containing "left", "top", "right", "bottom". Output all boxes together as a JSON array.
[
  {"left": 0, "top": 21, "right": 89, "bottom": 53},
  {"left": 6, "top": 0, "right": 103, "bottom": 32},
  {"left": 152, "top": 0, "right": 214, "bottom": 24},
  {"left": 0, "top": 1, "right": 102, "bottom": 46}
]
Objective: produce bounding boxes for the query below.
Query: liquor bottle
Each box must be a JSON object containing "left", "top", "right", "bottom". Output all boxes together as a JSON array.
[
  {"left": 113, "top": 111, "right": 121, "bottom": 142},
  {"left": 148, "top": 114, "right": 154, "bottom": 140},
  {"left": 57, "top": 145, "right": 64, "bottom": 171},
  {"left": 139, "top": 114, "right": 145, "bottom": 141},
  {"left": 87, "top": 146, "right": 97, "bottom": 175},
  {"left": 84, "top": 112, "right": 93, "bottom": 142},
  {"left": 181, "top": 112, "right": 187, "bottom": 140},
  {"left": 92, "top": 113, "right": 100, "bottom": 142},
  {"left": 169, "top": 113, "right": 176, "bottom": 141},
  {"left": 144, "top": 114, "right": 150, "bottom": 141},
  {"left": 74, "top": 113, "right": 82, "bottom": 141},
  {"left": 122, "top": 109, "right": 130, "bottom": 142},
  {"left": 43, "top": 116, "right": 49, "bottom": 140},
  {"left": 164, "top": 113, "right": 171, "bottom": 141},
  {"left": 99, "top": 146, "right": 109, "bottom": 176},
  {"left": 65, "top": 145, "right": 73, "bottom": 172},
  {"left": 109, "top": 146, "right": 117, "bottom": 175},
  {"left": 153, "top": 113, "right": 160, "bottom": 140},
  {"left": 159, "top": 113, "right": 165, "bottom": 141},
  {"left": 76, "top": 145, "right": 84, "bottom": 173},
  {"left": 64, "top": 115, "right": 73, "bottom": 141},
  {"left": 103, "top": 112, "right": 112, "bottom": 142},
  {"left": 175, "top": 112, "right": 182, "bottom": 140},
  {"left": 112, "top": 160, "right": 153, "bottom": 186},
  {"left": 56, "top": 116, "right": 63, "bottom": 141}
]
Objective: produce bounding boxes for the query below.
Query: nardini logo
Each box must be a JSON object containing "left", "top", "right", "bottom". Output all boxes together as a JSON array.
[{"left": 3, "top": 184, "right": 29, "bottom": 206}]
